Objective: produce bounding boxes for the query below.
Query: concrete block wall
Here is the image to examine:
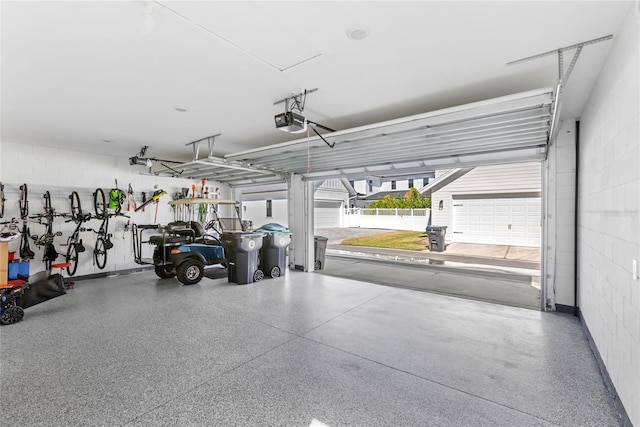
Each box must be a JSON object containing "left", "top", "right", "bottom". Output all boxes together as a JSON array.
[
  {"left": 545, "top": 119, "right": 576, "bottom": 309},
  {"left": 577, "top": 6, "right": 639, "bottom": 425},
  {"left": 1, "top": 141, "right": 227, "bottom": 277}
]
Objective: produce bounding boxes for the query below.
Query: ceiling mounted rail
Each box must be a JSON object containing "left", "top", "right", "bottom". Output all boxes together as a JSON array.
[{"left": 507, "top": 35, "right": 612, "bottom": 88}]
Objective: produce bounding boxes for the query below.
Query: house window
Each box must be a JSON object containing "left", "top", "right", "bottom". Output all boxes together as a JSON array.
[
  {"left": 423, "top": 177, "right": 429, "bottom": 186},
  {"left": 408, "top": 179, "right": 414, "bottom": 188},
  {"left": 349, "top": 180, "right": 355, "bottom": 188},
  {"left": 391, "top": 180, "right": 396, "bottom": 190},
  {"left": 368, "top": 180, "right": 373, "bottom": 192},
  {"left": 266, "top": 200, "right": 273, "bottom": 217}
]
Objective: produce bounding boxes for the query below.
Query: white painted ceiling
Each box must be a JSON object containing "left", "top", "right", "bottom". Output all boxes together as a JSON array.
[{"left": 1, "top": 1, "right": 633, "bottom": 163}]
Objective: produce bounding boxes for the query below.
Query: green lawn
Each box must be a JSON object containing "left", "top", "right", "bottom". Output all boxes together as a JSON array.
[{"left": 341, "top": 230, "right": 429, "bottom": 251}]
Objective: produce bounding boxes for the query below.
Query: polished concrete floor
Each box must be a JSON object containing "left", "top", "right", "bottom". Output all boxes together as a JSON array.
[
  {"left": 0, "top": 267, "right": 621, "bottom": 426},
  {"left": 321, "top": 255, "right": 541, "bottom": 310}
]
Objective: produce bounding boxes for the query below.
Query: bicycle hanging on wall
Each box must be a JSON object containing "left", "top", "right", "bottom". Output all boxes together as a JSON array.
[
  {"left": 87, "top": 188, "right": 116, "bottom": 269},
  {"left": 30, "top": 191, "right": 62, "bottom": 270},
  {"left": 62, "top": 191, "right": 91, "bottom": 276}
]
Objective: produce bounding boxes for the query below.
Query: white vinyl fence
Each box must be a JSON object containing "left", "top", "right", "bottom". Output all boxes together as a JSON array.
[{"left": 344, "top": 208, "right": 431, "bottom": 231}]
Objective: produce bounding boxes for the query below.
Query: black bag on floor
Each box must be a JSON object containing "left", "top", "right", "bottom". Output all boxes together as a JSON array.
[{"left": 16, "top": 274, "right": 66, "bottom": 309}]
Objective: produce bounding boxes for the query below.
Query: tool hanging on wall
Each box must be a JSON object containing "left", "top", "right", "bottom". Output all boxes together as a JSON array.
[
  {"left": 141, "top": 192, "right": 147, "bottom": 212},
  {"left": 191, "top": 184, "right": 196, "bottom": 198},
  {"left": 135, "top": 189, "right": 167, "bottom": 213},
  {"left": 126, "top": 183, "right": 137, "bottom": 212}
]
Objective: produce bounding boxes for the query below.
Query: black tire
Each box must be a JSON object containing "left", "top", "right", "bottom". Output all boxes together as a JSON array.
[
  {"left": 19, "top": 184, "right": 28, "bottom": 219},
  {"left": 176, "top": 259, "right": 204, "bottom": 285},
  {"left": 66, "top": 243, "right": 79, "bottom": 276},
  {"left": 314, "top": 260, "right": 321, "bottom": 270},
  {"left": 43, "top": 191, "right": 52, "bottom": 215},
  {"left": 0, "top": 181, "right": 5, "bottom": 218},
  {"left": 155, "top": 265, "right": 176, "bottom": 279},
  {"left": 93, "top": 188, "right": 106, "bottom": 219},
  {"left": 69, "top": 191, "right": 81, "bottom": 222},
  {"left": 253, "top": 269, "right": 264, "bottom": 282},
  {"left": 94, "top": 237, "right": 107, "bottom": 269},
  {"left": 270, "top": 266, "right": 280, "bottom": 278},
  {"left": 0, "top": 306, "right": 24, "bottom": 325}
]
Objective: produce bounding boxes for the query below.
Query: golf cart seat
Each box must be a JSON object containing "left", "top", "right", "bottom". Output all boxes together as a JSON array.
[{"left": 148, "top": 221, "right": 204, "bottom": 246}]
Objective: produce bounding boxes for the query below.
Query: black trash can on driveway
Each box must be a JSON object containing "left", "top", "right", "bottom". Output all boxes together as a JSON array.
[
  {"left": 255, "top": 224, "right": 292, "bottom": 278},
  {"left": 314, "top": 236, "right": 328, "bottom": 270},
  {"left": 426, "top": 226, "right": 447, "bottom": 252},
  {"left": 221, "top": 231, "right": 265, "bottom": 284}
]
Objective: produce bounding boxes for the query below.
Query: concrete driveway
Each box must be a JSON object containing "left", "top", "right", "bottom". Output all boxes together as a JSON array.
[
  {"left": 315, "top": 227, "right": 541, "bottom": 269},
  {"left": 314, "top": 227, "right": 542, "bottom": 310}
]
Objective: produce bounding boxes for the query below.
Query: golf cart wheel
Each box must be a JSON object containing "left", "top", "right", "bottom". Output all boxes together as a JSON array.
[
  {"left": 269, "top": 266, "right": 280, "bottom": 278},
  {"left": 314, "top": 260, "right": 321, "bottom": 270},
  {"left": 253, "top": 269, "right": 264, "bottom": 282},
  {"left": 0, "top": 306, "right": 25, "bottom": 325},
  {"left": 176, "top": 259, "right": 204, "bottom": 285},
  {"left": 154, "top": 265, "right": 176, "bottom": 279}
]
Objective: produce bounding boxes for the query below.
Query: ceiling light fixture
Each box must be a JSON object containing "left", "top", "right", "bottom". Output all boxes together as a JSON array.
[
  {"left": 173, "top": 106, "right": 187, "bottom": 112},
  {"left": 346, "top": 26, "right": 369, "bottom": 40}
]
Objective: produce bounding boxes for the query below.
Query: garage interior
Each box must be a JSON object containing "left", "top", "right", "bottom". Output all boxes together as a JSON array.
[{"left": 1, "top": 1, "right": 638, "bottom": 426}]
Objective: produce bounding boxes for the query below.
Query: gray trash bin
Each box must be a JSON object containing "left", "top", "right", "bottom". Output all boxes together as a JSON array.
[
  {"left": 255, "top": 223, "right": 292, "bottom": 278},
  {"left": 221, "top": 231, "right": 265, "bottom": 284},
  {"left": 314, "top": 236, "right": 328, "bottom": 270},
  {"left": 426, "top": 226, "right": 447, "bottom": 252}
]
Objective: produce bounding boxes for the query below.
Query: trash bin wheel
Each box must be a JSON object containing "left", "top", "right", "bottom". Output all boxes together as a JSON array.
[
  {"left": 176, "top": 259, "right": 204, "bottom": 285},
  {"left": 0, "top": 306, "right": 24, "bottom": 325},
  {"left": 314, "top": 260, "right": 321, "bottom": 270},
  {"left": 253, "top": 269, "right": 264, "bottom": 282},
  {"left": 269, "top": 266, "right": 280, "bottom": 278},
  {"left": 154, "top": 265, "right": 176, "bottom": 279}
]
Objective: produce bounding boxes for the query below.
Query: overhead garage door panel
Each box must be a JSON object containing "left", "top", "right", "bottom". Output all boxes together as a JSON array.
[{"left": 452, "top": 195, "right": 540, "bottom": 247}]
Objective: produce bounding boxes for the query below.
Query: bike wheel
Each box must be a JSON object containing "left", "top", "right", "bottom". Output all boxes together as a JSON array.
[
  {"left": 19, "top": 183, "right": 28, "bottom": 219},
  {"left": 43, "top": 191, "right": 52, "bottom": 215},
  {"left": 70, "top": 191, "right": 81, "bottom": 222},
  {"left": 0, "top": 181, "right": 5, "bottom": 218},
  {"left": 94, "top": 237, "right": 107, "bottom": 269},
  {"left": 66, "top": 243, "right": 79, "bottom": 276},
  {"left": 93, "top": 188, "right": 106, "bottom": 219}
]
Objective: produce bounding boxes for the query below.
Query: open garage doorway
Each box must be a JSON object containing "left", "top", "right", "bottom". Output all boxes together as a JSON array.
[{"left": 316, "top": 162, "right": 542, "bottom": 310}]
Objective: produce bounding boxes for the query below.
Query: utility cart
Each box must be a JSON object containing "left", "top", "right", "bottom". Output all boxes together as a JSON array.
[{"left": 132, "top": 199, "right": 245, "bottom": 285}]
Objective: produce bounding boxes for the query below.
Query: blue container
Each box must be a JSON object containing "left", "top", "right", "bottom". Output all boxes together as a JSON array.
[{"left": 8, "top": 261, "right": 29, "bottom": 280}]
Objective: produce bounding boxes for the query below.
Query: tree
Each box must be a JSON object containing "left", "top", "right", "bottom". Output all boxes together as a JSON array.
[{"left": 368, "top": 188, "right": 431, "bottom": 209}]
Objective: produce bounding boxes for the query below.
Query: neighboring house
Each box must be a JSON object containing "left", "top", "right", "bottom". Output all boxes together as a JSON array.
[
  {"left": 241, "top": 179, "right": 349, "bottom": 229},
  {"left": 350, "top": 175, "right": 434, "bottom": 208},
  {"left": 430, "top": 162, "right": 542, "bottom": 247}
]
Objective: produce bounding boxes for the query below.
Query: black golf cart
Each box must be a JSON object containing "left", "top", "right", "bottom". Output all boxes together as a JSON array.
[{"left": 132, "top": 199, "right": 244, "bottom": 285}]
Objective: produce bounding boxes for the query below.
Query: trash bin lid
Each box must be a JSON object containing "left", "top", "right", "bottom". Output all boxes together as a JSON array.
[
  {"left": 255, "top": 223, "right": 290, "bottom": 233},
  {"left": 221, "top": 231, "right": 265, "bottom": 239},
  {"left": 314, "top": 235, "right": 328, "bottom": 241}
]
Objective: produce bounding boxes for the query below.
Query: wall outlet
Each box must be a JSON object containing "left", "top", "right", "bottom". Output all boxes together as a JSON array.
[{"left": 633, "top": 259, "right": 638, "bottom": 281}]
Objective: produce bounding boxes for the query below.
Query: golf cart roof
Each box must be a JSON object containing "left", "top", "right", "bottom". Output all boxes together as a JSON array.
[{"left": 168, "top": 198, "right": 239, "bottom": 206}]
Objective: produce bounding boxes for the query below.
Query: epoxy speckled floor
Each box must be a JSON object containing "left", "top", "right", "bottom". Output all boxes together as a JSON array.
[{"left": 0, "top": 268, "right": 621, "bottom": 426}]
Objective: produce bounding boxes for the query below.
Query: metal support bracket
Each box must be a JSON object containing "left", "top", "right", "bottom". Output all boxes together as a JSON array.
[
  {"left": 508, "top": 35, "right": 612, "bottom": 89},
  {"left": 185, "top": 134, "right": 221, "bottom": 161}
]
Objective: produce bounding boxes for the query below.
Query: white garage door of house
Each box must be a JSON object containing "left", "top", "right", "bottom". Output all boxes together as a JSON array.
[
  {"left": 314, "top": 201, "right": 342, "bottom": 228},
  {"left": 451, "top": 194, "right": 541, "bottom": 247}
]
